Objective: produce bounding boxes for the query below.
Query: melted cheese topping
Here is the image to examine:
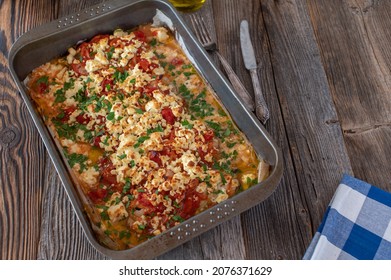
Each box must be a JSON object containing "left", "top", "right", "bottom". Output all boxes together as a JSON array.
[{"left": 26, "top": 24, "right": 266, "bottom": 250}]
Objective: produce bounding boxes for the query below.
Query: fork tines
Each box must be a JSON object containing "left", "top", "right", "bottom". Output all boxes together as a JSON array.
[{"left": 189, "top": 14, "right": 216, "bottom": 51}]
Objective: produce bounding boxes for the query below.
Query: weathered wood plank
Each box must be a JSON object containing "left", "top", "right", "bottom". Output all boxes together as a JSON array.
[
  {"left": 37, "top": 159, "right": 107, "bottom": 260},
  {"left": 0, "top": 0, "right": 58, "bottom": 260},
  {"left": 307, "top": 0, "right": 391, "bottom": 189},
  {"left": 6, "top": 0, "right": 385, "bottom": 261},
  {"left": 210, "top": 0, "right": 353, "bottom": 259}
]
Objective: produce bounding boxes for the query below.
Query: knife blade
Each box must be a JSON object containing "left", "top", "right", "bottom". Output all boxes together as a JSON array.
[{"left": 240, "top": 20, "right": 270, "bottom": 124}]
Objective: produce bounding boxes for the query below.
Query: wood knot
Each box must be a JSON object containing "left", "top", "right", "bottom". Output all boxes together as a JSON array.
[{"left": 0, "top": 127, "right": 20, "bottom": 148}]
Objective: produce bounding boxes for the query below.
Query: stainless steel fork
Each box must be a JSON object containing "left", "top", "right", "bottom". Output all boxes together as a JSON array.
[{"left": 189, "top": 14, "right": 255, "bottom": 112}]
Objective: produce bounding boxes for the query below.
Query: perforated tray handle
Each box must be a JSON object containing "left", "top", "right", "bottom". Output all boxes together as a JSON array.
[{"left": 9, "top": 0, "right": 136, "bottom": 55}]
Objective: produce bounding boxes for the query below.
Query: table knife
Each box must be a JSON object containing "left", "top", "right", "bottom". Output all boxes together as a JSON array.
[
  {"left": 215, "top": 52, "right": 255, "bottom": 112},
  {"left": 240, "top": 20, "right": 270, "bottom": 124}
]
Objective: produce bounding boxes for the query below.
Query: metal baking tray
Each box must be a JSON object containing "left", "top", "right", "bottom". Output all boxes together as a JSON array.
[{"left": 8, "top": 0, "right": 283, "bottom": 259}]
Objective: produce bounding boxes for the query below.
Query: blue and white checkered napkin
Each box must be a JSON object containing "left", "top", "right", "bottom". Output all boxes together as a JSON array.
[{"left": 303, "top": 174, "right": 391, "bottom": 260}]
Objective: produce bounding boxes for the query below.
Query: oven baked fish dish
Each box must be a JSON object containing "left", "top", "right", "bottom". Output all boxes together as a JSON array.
[{"left": 26, "top": 24, "right": 269, "bottom": 250}]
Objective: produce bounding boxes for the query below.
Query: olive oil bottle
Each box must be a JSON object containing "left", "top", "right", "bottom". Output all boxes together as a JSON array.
[{"left": 168, "top": 0, "right": 206, "bottom": 12}]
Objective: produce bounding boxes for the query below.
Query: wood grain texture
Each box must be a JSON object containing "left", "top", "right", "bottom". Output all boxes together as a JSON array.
[
  {"left": 2, "top": 0, "right": 391, "bottom": 260},
  {"left": 211, "top": 0, "right": 353, "bottom": 258},
  {"left": 37, "top": 159, "right": 107, "bottom": 260},
  {"left": 0, "top": 0, "right": 54, "bottom": 260},
  {"left": 307, "top": 0, "right": 391, "bottom": 189}
]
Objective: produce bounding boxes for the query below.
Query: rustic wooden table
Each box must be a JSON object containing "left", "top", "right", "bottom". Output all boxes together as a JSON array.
[{"left": 1, "top": 0, "right": 391, "bottom": 260}]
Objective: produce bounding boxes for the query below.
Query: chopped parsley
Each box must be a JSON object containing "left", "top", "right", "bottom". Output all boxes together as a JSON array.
[
  {"left": 246, "top": 177, "right": 258, "bottom": 187},
  {"left": 54, "top": 89, "right": 66, "bottom": 103},
  {"left": 213, "top": 189, "right": 225, "bottom": 195},
  {"left": 134, "top": 135, "right": 150, "bottom": 148},
  {"left": 113, "top": 69, "right": 129, "bottom": 83},
  {"left": 107, "top": 46, "right": 115, "bottom": 60},
  {"left": 147, "top": 125, "right": 163, "bottom": 135},
  {"left": 74, "top": 87, "right": 87, "bottom": 103},
  {"left": 135, "top": 108, "right": 144, "bottom": 114},
  {"left": 189, "top": 90, "right": 214, "bottom": 118},
  {"left": 205, "top": 120, "right": 234, "bottom": 139},
  {"left": 106, "top": 111, "right": 115, "bottom": 122},
  {"left": 172, "top": 215, "right": 185, "bottom": 222},
  {"left": 64, "top": 151, "right": 88, "bottom": 173},
  {"left": 36, "top": 75, "right": 49, "bottom": 86},
  {"left": 122, "top": 179, "right": 131, "bottom": 194},
  {"left": 52, "top": 118, "right": 78, "bottom": 140},
  {"left": 226, "top": 142, "right": 237, "bottom": 148},
  {"left": 119, "top": 231, "right": 131, "bottom": 239},
  {"left": 182, "top": 64, "right": 192, "bottom": 69},
  {"left": 118, "top": 153, "right": 127, "bottom": 160},
  {"left": 63, "top": 79, "right": 75, "bottom": 91},
  {"left": 150, "top": 38, "right": 157, "bottom": 46},
  {"left": 154, "top": 51, "right": 166, "bottom": 59},
  {"left": 183, "top": 71, "right": 194, "bottom": 77},
  {"left": 178, "top": 85, "right": 214, "bottom": 118},
  {"left": 94, "top": 96, "right": 112, "bottom": 113},
  {"left": 100, "top": 211, "right": 110, "bottom": 221},
  {"left": 114, "top": 197, "right": 121, "bottom": 205},
  {"left": 181, "top": 119, "right": 193, "bottom": 129},
  {"left": 220, "top": 172, "right": 227, "bottom": 185}
]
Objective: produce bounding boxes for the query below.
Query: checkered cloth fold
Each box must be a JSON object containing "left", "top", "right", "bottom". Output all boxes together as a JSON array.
[{"left": 303, "top": 174, "right": 391, "bottom": 260}]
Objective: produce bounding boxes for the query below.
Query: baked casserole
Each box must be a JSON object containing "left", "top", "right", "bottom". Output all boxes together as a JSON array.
[{"left": 26, "top": 24, "right": 268, "bottom": 250}]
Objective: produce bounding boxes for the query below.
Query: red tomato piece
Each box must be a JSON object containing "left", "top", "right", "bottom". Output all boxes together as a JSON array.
[
  {"left": 109, "top": 38, "right": 122, "bottom": 47},
  {"left": 155, "top": 202, "right": 166, "bottom": 213},
  {"left": 60, "top": 106, "right": 76, "bottom": 122},
  {"left": 197, "top": 142, "right": 216, "bottom": 163},
  {"left": 128, "top": 55, "right": 140, "bottom": 68},
  {"left": 143, "top": 85, "right": 158, "bottom": 95},
  {"left": 71, "top": 62, "right": 88, "bottom": 76},
  {"left": 101, "top": 167, "right": 117, "bottom": 186},
  {"left": 78, "top": 42, "right": 92, "bottom": 60},
  {"left": 165, "top": 129, "right": 176, "bottom": 142},
  {"left": 138, "top": 193, "right": 153, "bottom": 208},
  {"left": 90, "top": 34, "right": 109, "bottom": 44},
  {"left": 203, "top": 130, "right": 214, "bottom": 142},
  {"left": 161, "top": 146, "right": 178, "bottom": 161},
  {"left": 101, "top": 77, "right": 114, "bottom": 94},
  {"left": 92, "top": 136, "right": 101, "bottom": 147},
  {"left": 149, "top": 151, "right": 162, "bottom": 166},
  {"left": 99, "top": 157, "right": 118, "bottom": 186},
  {"left": 150, "top": 63, "right": 159, "bottom": 71},
  {"left": 36, "top": 79, "right": 48, "bottom": 94},
  {"left": 95, "top": 115, "right": 106, "bottom": 126},
  {"left": 197, "top": 147, "right": 206, "bottom": 161},
  {"left": 88, "top": 188, "right": 108, "bottom": 203},
  {"left": 133, "top": 30, "right": 146, "bottom": 42},
  {"left": 139, "top": 58, "right": 150, "bottom": 72},
  {"left": 136, "top": 193, "right": 156, "bottom": 215},
  {"left": 76, "top": 114, "right": 91, "bottom": 125},
  {"left": 179, "top": 179, "right": 202, "bottom": 219},
  {"left": 161, "top": 107, "right": 176, "bottom": 125},
  {"left": 171, "top": 57, "right": 184, "bottom": 66}
]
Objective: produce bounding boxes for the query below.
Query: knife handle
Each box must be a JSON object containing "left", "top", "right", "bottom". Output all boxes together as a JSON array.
[
  {"left": 215, "top": 51, "right": 255, "bottom": 111},
  {"left": 250, "top": 69, "right": 270, "bottom": 124}
]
